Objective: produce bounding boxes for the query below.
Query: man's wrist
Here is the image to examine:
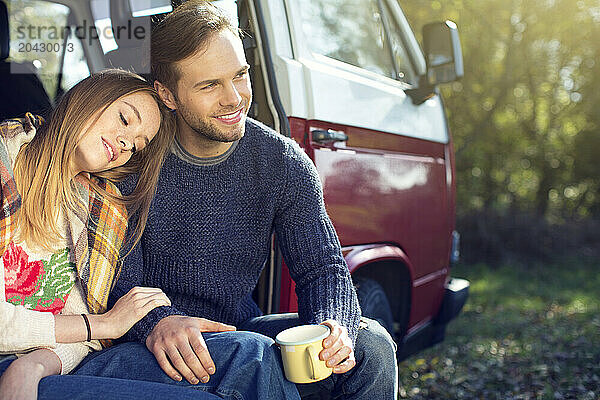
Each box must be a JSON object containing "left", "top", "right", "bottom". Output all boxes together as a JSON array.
[{"left": 141, "top": 308, "right": 185, "bottom": 344}]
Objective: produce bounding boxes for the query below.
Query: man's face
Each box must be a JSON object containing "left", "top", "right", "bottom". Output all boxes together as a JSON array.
[{"left": 171, "top": 29, "right": 252, "bottom": 143}]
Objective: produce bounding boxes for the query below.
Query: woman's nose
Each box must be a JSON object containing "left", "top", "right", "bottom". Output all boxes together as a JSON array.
[{"left": 117, "top": 136, "right": 133, "bottom": 151}]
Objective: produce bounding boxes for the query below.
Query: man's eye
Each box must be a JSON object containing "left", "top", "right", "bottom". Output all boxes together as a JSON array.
[
  {"left": 200, "top": 83, "right": 217, "bottom": 90},
  {"left": 120, "top": 112, "right": 128, "bottom": 126}
]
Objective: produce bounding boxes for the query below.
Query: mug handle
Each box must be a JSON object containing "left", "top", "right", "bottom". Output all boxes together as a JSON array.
[{"left": 306, "top": 346, "right": 319, "bottom": 381}]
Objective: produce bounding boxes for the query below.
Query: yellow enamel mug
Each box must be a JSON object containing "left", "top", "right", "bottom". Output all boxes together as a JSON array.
[{"left": 275, "top": 324, "right": 333, "bottom": 383}]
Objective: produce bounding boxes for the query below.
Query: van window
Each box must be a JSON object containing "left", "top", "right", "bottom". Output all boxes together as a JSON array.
[
  {"left": 90, "top": 0, "right": 166, "bottom": 55},
  {"left": 381, "top": 0, "right": 416, "bottom": 85},
  {"left": 8, "top": 0, "right": 89, "bottom": 98},
  {"left": 298, "top": 0, "right": 395, "bottom": 79},
  {"left": 211, "top": 0, "right": 239, "bottom": 27},
  {"left": 90, "top": 0, "right": 236, "bottom": 57},
  {"left": 129, "top": 0, "right": 172, "bottom": 17},
  {"left": 90, "top": 0, "right": 117, "bottom": 54},
  {"left": 60, "top": 28, "right": 90, "bottom": 91}
]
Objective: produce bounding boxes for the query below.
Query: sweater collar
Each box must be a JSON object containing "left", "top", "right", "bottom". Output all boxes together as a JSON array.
[{"left": 171, "top": 136, "right": 240, "bottom": 166}]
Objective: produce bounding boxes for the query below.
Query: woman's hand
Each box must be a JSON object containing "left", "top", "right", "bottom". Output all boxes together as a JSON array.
[
  {"left": 0, "top": 350, "right": 61, "bottom": 400},
  {"left": 99, "top": 286, "right": 172, "bottom": 339},
  {"left": 54, "top": 287, "right": 171, "bottom": 343}
]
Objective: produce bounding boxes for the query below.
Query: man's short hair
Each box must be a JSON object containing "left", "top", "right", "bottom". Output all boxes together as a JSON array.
[{"left": 150, "top": 0, "right": 240, "bottom": 93}]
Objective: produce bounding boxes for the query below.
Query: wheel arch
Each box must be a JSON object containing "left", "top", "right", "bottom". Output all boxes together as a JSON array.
[{"left": 343, "top": 244, "right": 414, "bottom": 338}]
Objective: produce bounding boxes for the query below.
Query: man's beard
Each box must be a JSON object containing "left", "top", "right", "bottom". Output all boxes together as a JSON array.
[{"left": 176, "top": 99, "right": 246, "bottom": 143}]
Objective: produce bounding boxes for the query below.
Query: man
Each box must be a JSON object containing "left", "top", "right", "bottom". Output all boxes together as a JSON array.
[{"left": 77, "top": 1, "right": 397, "bottom": 399}]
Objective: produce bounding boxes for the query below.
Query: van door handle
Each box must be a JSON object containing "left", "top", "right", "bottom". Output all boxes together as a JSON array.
[{"left": 311, "top": 129, "right": 348, "bottom": 143}]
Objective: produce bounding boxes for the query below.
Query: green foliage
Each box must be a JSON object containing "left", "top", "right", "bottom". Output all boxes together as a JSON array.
[
  {"left": 401, "top": 0, "right": 600, "bottom": 220},
  {"left": 398, "top": 259, "right": 600, "bottom": 399},
  {"left": 458, "top": 209, "right": 600, "bottom": 264}
]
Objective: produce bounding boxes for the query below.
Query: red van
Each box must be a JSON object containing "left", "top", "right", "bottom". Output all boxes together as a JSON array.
[
  {"left": 253, "top": 1, "right": 470, "bottom": 359},
  {"left": 2, "top": 0, "right": 469, "bottom": 360}
]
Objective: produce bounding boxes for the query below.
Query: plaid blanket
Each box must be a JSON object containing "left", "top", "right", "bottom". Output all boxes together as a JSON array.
[{"left": 0, "top": 114, "right": 127, "bottom": 344}]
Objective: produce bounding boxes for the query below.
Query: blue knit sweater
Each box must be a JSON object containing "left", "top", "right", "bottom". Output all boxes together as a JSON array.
[{"left": 111, "top": 119, "right": 361, "bottom": 344}]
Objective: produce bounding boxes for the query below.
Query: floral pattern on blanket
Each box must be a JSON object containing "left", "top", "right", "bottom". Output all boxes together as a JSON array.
[{"left": 3, "top": 242, "right": 75, "bottom": 314}]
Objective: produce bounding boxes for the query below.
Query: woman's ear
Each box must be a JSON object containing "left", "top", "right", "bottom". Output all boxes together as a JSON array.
[{"left": 154, "top": 81, "right": 177, "bottom": 110}]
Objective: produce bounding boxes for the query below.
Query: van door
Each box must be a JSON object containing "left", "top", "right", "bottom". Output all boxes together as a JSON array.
[{"left": 264, "top": 0, "right": 454, "bottom": 326}]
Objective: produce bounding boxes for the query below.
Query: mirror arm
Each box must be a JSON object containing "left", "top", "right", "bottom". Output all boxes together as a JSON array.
[{"left": 406, "top": 75, "right": 436, "bottom": 105}]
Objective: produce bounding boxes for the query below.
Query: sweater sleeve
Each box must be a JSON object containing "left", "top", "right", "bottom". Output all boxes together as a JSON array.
[
  {"left": 49, "top": 342, "right": 93, "bottom": 374},
  {"left": 0, "top": 118, "right": 58, "bottom": 352},
  {"left": 39, "top": 280, "right": 101, "bottom": 374},
  {"left": 0, "top": 302, "right": 56, "bottom": 352},
  {"left": 4, "top": 280, "right": 102, "bottom": 374},
  {"left": 273, "top": 141, "right": 361, "bottom": 345},
  {"left": 110, "top": 213, "right": 185, "bottom": 344},
  {"left": 1, "top": 301, "right": 96, "bottom": 374}
]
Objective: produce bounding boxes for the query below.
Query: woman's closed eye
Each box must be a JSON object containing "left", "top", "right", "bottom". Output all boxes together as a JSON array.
[{"left": 119, "top": 112, "right": 129, "bottom": 126}]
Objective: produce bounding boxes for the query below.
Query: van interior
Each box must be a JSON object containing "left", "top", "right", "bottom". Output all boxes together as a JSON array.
[{"left": 0, "top": 0, "right": 279, "bottom": 313}]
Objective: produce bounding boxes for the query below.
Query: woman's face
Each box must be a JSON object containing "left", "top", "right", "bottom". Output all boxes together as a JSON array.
[{"left": 73, "top": 91, "right": 161, "bottom": 175}]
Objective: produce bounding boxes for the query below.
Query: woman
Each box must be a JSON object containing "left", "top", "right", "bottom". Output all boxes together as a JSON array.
[{"left": 0, "top": 70, "right": 296, "bottom": 400}]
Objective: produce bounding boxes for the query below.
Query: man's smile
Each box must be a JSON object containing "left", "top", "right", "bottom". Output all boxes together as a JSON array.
[{"left": 213, "top": 108, "right": 244, "bottom": 125}]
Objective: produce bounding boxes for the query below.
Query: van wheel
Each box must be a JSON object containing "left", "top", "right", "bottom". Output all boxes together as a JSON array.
[{"left": 354, "top": 277, "right": 395, "bottom": 337}]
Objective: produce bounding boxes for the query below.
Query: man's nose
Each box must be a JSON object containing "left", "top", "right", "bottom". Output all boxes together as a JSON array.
[{"left": 220, "top": 82, "right": 242, "bottom": 108}]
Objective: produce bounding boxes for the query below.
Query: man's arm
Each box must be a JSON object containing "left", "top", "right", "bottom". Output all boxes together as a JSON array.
[
  {"left": 109, "top": 236, "right": 184, "bottom": 344},
  {"left": 112, "top": 177, "right": 186, "bottom": 344},
  {"left": 113, "top": 179, "right": 235, "bottom": 384},
  {"left": 274, "top": 140, "right": 361, "bottom": 373}
]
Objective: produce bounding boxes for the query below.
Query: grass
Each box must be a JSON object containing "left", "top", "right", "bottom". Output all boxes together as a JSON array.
[{"left": 397, "top": 256, "right": 600, "bottom": 399}]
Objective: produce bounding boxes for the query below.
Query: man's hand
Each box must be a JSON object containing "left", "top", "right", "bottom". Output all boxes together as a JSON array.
[
  {"left": 319, "top": 319, "right": 356, "bottom": 374},
  {"left": 146, "top": 315, "right": 236, "bottom": 384}
]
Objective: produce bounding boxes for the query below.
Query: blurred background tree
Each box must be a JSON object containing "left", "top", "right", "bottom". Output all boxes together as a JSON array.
[{"left": 401, "top": 0, "right": 600, "bottom": 263}]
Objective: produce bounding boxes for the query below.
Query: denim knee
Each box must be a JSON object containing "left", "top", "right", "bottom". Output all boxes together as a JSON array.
[
  {"left": 205, "top": 331, "right": 276, "bottom": 359},
  {"left": 222, "top": 331, "right": 276, "bottom": 348},
  {"left": 340, "top": 317, "right": 397, "bottom": 398},
  {"left": 73, "top": 342, "right": 161, "bottom": 379},
  {"left": 355, "top": 317, "right": 397, "bottom": 366}
]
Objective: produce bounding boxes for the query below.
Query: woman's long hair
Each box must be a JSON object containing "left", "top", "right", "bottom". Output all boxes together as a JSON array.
[{"left": 14, "top": 69, "right": 174, "bottom": 255}]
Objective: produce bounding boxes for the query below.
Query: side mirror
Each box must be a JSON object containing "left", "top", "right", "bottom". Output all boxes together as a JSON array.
[
  {"left": 423, "top": 20, "right": 464, "bottom": 85},
  {"left": 407, "top": 20, "right": 463, "bottom": 105}
]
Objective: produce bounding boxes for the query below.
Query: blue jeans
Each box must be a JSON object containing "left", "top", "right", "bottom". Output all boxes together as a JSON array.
[
  {"left": 0, "top": 357, "right": 219, "bottom": 400},
  {"left": 239, "top": 314, "right": 398, "bottom": 400},
  {"left": 73, "top": 331, "right": 300, "bottom": 400}
]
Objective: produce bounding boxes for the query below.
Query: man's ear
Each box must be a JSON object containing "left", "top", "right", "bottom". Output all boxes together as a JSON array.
[{"left": 154, "top": 80, "right": 178, "bottom": 110}]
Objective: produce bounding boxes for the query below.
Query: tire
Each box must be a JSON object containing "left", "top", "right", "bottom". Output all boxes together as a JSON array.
[{"left": 354, "top": 277, "right": 395, "bottom": 337}]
